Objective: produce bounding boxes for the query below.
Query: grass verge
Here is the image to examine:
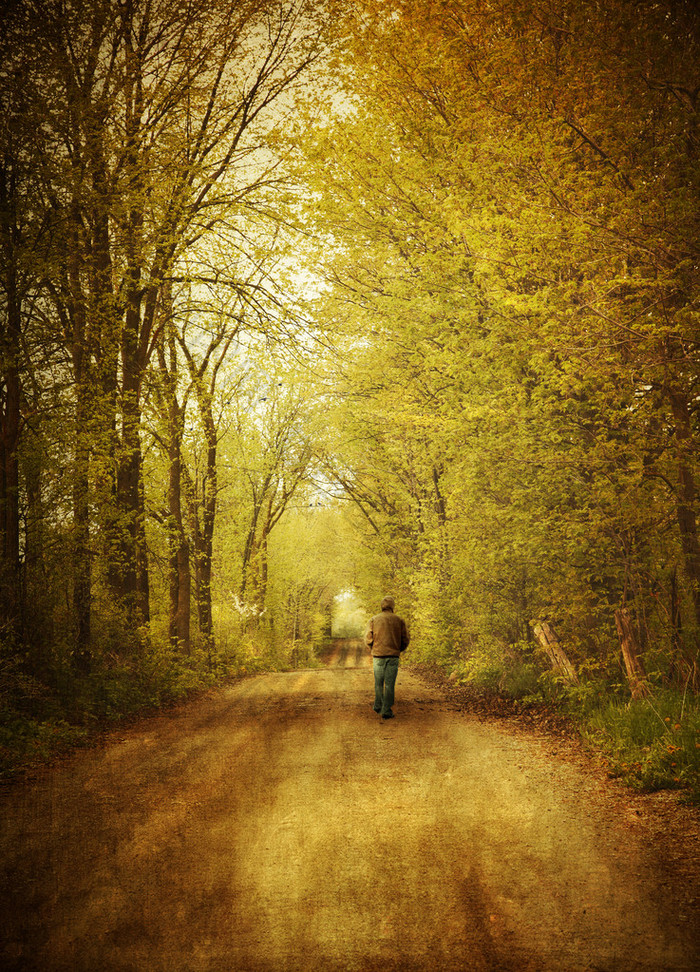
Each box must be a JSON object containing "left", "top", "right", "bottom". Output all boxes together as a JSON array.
[{"left": 577, "top": 690, "right": 700, "bottom": 804}]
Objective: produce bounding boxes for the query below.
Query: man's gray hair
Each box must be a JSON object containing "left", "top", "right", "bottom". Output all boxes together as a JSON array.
[{"left": 380, "top": 596, "right": 395, "bottom": 611}]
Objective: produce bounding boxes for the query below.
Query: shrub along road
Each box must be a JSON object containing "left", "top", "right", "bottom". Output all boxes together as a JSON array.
[{"left": 1, "top": 640, "right": 698, "bottom": 971}]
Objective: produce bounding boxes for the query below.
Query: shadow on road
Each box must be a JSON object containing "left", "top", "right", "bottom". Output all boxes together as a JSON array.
[{"left": 316, "top": 637, "right": 369, "bottom": 668}]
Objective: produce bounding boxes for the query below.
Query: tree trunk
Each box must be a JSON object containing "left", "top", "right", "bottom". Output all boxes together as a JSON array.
[
  {"left": 63, "top": 194, "right": 95, "bottom": 667},
  {"left": 667, "top": 389, "right": 700, "bottom": 633},
  {"left": 241, "top": 493, "right": 274, "bottom": 623},
  {"left": 72, "top": 411, "right": 92, "bottom": 671},
  {"left": 0, "top": 158, "right": 22, "bottom": 647},
  {"left": 23, "top": 442, "right": 49, "bottom": 667},
  {"left": 106, "top": 39, "right": 151, "bottom": 630},
  {"left": 0, "top": 326, "right": 21, "bottom": 648},
  {"left": 166, "top": 381, "right": 190, "bottom": 652},
  {"left": 668, "top": 569, "right": 698, "bottom": 692},
  {"left": 240, "top": 491, "right": 266, "bottom": 600},
  {"left": 190, "top": 392, "right": 218, "bottom": 651},
  {"left": 175, "top": 541, "right": 190, "bottom": 649},
  {"left": 255, "top": 496, "right": 274, "bottom": 611},
  {"left": 110, "top": 270, "right": 150, "bottom": 628},
  {"left": 168, "top": 529, "right": 191, "bottom": 650},
  {"left": 614, "top": 607, "right": 650, "bottom": 700},
  {"left": 195, "top": 534, "right": 213, "bottom": 647},
  {"left": 184, "top": 463, "right": 214, "bottom": 652},
  {"left": 533, "top": 621, "right": 579, "bottom": 685}
]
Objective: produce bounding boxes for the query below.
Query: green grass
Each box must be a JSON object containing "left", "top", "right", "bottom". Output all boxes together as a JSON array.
[
  {"left": 0, "top": 712, "right": 89, "bottom": 779},
  {"left": 579, "top": 690, "right": 700, "bottom": 803},
  {"left": 0, "top": 637, "right": 242, "bottom": 780}
]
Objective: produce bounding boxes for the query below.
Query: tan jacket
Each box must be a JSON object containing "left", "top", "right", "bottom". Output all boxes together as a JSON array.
[{"left": 365, "top": 608, "right": 410, "bottom": 658}]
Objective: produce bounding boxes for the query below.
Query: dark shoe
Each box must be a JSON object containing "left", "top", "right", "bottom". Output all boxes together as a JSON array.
[
  {"left": 372, "top": 704, "right": 381, "bottom": 713},
  {"left": 382, "top": 712, "right": 395, "bottom": 719}
]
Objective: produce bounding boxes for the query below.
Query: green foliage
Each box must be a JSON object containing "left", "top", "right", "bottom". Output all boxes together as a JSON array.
[
  {"left": 456, "top": 644, "right": 505, "bottom": 696},
  {"left": 581, "top": 692, "right": 700, "bottom": 803},
  {"left": 0, "top": 716, "right": 89, "bottom": 780},
  {"left": 287, "top": 0, "right": 700, "bottom": 718},
  {"left": 0, "top": 631, "right": 267, "bottom": 778},
  {"left": 453, "top": 641, "right": 545, "bottom": 700},
  {"left": 500, "top": 662, "right": 546, "bottom": 702}
]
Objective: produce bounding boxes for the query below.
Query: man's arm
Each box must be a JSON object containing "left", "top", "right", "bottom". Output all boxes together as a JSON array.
[
  {"left": 365, "top": 619, "right": 374, "bottom": 652},
  {"left": 400, "top": 619, "right": 410, "bottom": 651}
]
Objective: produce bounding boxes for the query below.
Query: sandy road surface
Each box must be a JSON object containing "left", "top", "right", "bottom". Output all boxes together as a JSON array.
[{"left": 1, "top": 640, "right": 698, "bottom": 972}]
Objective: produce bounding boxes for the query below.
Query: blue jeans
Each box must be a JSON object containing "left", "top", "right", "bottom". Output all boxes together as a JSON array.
[{"left": 373, "top": 656, "right": 400, "bottom": 716}]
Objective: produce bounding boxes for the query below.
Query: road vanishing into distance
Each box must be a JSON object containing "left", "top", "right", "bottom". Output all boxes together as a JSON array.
[{"left": 1, "top": 639, "right": 698, "bottom": 971}]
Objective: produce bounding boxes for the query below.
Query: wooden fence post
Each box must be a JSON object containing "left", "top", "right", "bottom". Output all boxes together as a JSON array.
[
  {"left": 533, "top": 621, "right": 579, "bottom": 685},
  {"left": 614, "top": 607, "right": 649, "bottom": 700}
]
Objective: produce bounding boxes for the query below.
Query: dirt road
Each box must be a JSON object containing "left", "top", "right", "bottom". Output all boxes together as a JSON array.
[{"left": 1, "top": 640, "right": 698, "bottom": 971}]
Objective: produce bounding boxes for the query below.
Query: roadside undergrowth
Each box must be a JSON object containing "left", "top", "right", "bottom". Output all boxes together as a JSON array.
[
  {"left": 0, "top": 629, "right": 309, "bottom": 782},
  {"left": 580, "top": 692, "right": 700, "bottom": 805}
]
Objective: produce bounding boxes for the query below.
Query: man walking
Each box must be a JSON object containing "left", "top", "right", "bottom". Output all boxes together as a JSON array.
[{"left": 365, "top": 596, "right": 410, "bottom": 720}]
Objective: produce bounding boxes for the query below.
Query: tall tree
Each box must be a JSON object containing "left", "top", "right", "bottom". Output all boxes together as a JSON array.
[{"left": 6, "top": 0, "right": 329, "bottom": 655}]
